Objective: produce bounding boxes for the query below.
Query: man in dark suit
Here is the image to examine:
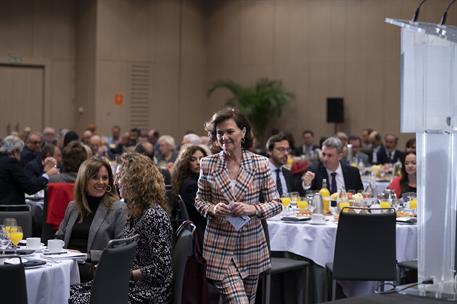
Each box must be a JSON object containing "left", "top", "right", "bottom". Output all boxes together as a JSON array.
[
  {"left": 266, "top": 134, "right": 305, "bottom": 196},
  {"left": 20, "top": 132, "right": 42, "bottom": 166},
  {"left": 0, "top": 135, "right": 59, "bottom": 205},
  {"left": 303, "top": 137, "right": 363, "bottom": 194},
  {"left": 377, "top": 134, "right": 404, "bottom": 164}
]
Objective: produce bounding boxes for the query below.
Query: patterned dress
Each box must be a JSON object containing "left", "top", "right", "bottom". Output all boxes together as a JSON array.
[{"left": 69, "top": 205, "right": 173, "bottom": 304}]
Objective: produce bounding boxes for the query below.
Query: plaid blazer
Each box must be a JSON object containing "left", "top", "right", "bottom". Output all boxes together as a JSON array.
[{"left": 195, "top": 150, "right": 281, "bottom": 280}]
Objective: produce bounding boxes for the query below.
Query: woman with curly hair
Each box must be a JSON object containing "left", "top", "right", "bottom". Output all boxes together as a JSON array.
[
  {"left": 172, "top": 145, "right": 208, "bottom": 246},
  {"left": 117, "top": 152, "right": 173, "bottom": 303}
]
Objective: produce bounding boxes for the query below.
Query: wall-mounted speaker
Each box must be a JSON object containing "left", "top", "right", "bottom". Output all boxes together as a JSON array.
[{"left": 326, "top": 97, "right": 344, "bottom": 123}]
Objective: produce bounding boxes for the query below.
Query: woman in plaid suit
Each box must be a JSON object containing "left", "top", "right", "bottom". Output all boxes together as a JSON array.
[{"left": 195, "top": 108, "right": 282, "bottom": 303}]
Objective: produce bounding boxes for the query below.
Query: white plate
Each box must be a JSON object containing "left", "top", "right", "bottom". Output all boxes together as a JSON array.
[{"left": 308, "top": 221, "right": 327, "bottom": 225}]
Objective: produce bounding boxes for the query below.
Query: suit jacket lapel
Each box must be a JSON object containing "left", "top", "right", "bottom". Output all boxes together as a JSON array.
[
  {"left": 87, "top": 203, "right": 108, "bottom": 251},
  {"left": 233, "top": 150, "right": 255, "bottom": 201},
  {"left": 213, "top": 152, "right": 237, "bottom": 203},
  {"left": 65, "top": 210, "right": 79, "bottom": 246},
  {"left": 341, "top": 164, "right": 350, "bottom": 190}
]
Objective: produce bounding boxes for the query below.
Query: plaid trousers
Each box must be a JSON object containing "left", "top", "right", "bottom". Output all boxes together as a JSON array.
[{"left": 214, "top": 259, "right": 259, "bottom": 304}]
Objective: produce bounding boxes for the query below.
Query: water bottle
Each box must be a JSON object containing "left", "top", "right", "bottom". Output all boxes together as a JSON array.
[{"left": 313, "top": 193, "right": 324, "bottom": 215}]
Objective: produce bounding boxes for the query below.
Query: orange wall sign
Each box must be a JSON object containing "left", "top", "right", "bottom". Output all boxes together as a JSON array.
[{"left": 114, "top": 93, "right": 124, "bottom": 106}]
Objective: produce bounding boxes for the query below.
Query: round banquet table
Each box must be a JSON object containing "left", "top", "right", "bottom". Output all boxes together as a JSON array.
[
  {"left": 267, "top": 217, "right": 417, "bottom": 300},
  {"left": 24, "top": 254, "right": 80, "bottom": 304}
]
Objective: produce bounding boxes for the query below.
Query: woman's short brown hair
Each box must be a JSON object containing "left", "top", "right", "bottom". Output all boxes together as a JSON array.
[{"left": 204, "top": 108, "right": 253, "bottom": 152}]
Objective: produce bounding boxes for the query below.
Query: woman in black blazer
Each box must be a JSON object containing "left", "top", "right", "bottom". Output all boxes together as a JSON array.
[{"left": 172, "top": 145, "right": 208, "bottom": 246}]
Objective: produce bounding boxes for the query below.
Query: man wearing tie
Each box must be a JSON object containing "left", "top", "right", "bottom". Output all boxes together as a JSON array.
[
  {"left": 377, "top": 134, "right": 404, "bottom": 164},
  {"left": 302, "top": 137, "right": 363, "bottom": 194},
  {"left": 266, "top": 134, "right": 305, "bottom": 196}
]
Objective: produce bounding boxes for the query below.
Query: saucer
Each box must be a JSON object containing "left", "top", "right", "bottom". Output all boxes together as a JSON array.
[{"left": 43, "top": 249, "right": 67, "bottom": 255}]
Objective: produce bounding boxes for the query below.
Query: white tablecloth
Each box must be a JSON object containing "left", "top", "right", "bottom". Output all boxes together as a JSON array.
[
  {"left": 267, "top": 218, "right": 417, "bottom": 297},
  {"left": 25, "top": 256, "right": 80, "bottom": 304}
]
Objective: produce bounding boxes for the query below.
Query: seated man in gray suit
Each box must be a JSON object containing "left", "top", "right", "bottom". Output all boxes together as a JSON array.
[
  {"left": 266, "top": 134, "right": 305, "bottom": 196},
  {"left": 303, "top": 137, "right": 363, "bottom": 194}
]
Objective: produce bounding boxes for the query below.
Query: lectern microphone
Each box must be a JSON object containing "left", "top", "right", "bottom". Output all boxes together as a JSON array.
[
  {"left": 439, "top": 0, "right": 457, "bottom": 25},
  {"left": 411, "top": 0, "right": 430, "bottom": 22}
]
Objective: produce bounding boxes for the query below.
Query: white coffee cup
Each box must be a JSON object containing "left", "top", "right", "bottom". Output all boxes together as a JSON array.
[
  {"left": 47, "top": 239, "right": 65, "bottom": 253},
  {"left": 311, "top": 213, "right": 325, "bottom": 223},
  {"left": 26, "top": 237, "right": 41, "bottom": 249}
]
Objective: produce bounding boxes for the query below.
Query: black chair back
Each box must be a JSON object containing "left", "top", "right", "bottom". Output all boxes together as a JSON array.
[
  {"left": 0, "top": 255, "right": 28, "bottom": 304},
  {"left": 172, "top": 221, "right": 195, "bottom": 304},
  {"left": 90, "top": 234, "right": 138, "bottom": 304},
  {"left": 0, "top": 205, "right": 32, "bottom": 238},
  {"left": 333, "top": 208, "right": 397, "bottom": 281},
  {"left": 167, "top": 187, "right": 190, "bottom": 232}
]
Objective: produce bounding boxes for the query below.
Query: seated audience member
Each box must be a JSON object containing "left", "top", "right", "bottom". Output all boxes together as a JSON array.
[
  {"left": 360, "top": 128, "right": 374, "bottom": 151},
  {"left": 134, "top": 142, "right": 171, "bottom": 186},
  {"left": 378, "top": 134, "right": 404, "bottom": 164},
  {"left": 368, "top": 131, "right": 383, "bottom": 164},
  {"left": 172, "top": 145, "right": 208, "bottom": 246},
  {"left": 266, "top": 134, "right": 305, "bottom": 196},
  {"left": 348, "top": 135, "right": 370, "bottom": 167},
  {"left": 156, "top": 135, "right": 178, "bottom": 170},
  {"left": 303, "top": 137, "right": 364, "bottom": 193},
  {"left": 70, "top": 152, "right": 173, "bottom": 303},
  {"left": 0, "top": 135, "right": 58, "bottom": 205},
  {"left": 336, "top": 131, "right": 349, "bottom": 163},
  {"left": 107, "top": 125, "right": 121, "bottom": 147},
  {"left": 89, "top": 135, "right": 109, "bottom": 158},
  {"left": 388, "top": 151, "right": 416, "bottom": 199},
  {"left": 63, "top": 130, "right": 80, "bottom": 148},
  {"left": 81, "top": 130, "right": 93, "bottom": 146},
  {"left": 56, "top": 158, "right": 127, "bottom": 281},
  {"left": 128, "top": 128, "right": 141, "bottom": 147},
  {"left": 25, "top": 143, "right": 62, "bottom": 178},
  {"left": 43, "top": 127, "right": 57, "bottom": 145},
  {"left": 295, "top": 130, "right": 320, "bottom": 161},
  {"left": 49, "top": 141, "right": 88, "bottom": 183},
  {"left": 20, "top": 132, "right": 42, "bottom": 166},
  {"left": 147, "top": 129, "right": 160, "bottom": 146},
  {"left": 405, "top": 137, "right": 416, "bottom": 153}
]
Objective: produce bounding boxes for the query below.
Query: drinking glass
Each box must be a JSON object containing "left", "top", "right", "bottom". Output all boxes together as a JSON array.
[
  {"left": 289, "top": 192, "right": 299, "bottom": 211},
  {"left": 8, "top": 226, "right": 23, "bottom": 250},
  {"left": 0, "top": 225, "right": 10, "bottom": 254},
  {"left": 281, "top": 195, "right": 291, "bottom": 215},
  {"left": 3, "top": 218, "right": 17, "bottom": 238},
  {"left": 297, "top": 197, "right": 308, "bottom": 211}
]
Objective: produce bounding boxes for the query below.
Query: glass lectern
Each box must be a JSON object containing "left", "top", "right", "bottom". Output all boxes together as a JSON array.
[{"left": 386, "top": 18, "right": 457, "bottom": 300}]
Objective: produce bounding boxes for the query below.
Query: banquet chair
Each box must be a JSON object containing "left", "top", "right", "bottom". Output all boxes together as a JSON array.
[
  {"left": 172, "top": 221, "right": 195, "bottom": 304},
  {"left": 326, "top": 207, "right": 397, "bottom": 300},
  {"left": 166, "top": 186, "right": 190, "bottom": 232},
  {"left": 89, "top": 234, "right": 138, "bottom": 304},
  {"left": 0, "top": 255, "right": 27, "bottom": 304},
  {"left": 261, "top": 220, "right": 310, "bottom": 304},
  {"left": 0, "top": 204, "right": 33, "bottom": 238}
]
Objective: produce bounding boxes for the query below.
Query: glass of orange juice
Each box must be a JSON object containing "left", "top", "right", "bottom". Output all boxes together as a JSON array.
[
  {"left": 281, "top": 196, "right": 291, "bottom": 215},
  {"left": 8, "top": 226, "right": 23, "bottom": 250},
  {"left": 380, "top": 201, "right": 392, "bottom": 209},
  {"left": 297, "top": 197, "right": 308, "bottom": 211}
]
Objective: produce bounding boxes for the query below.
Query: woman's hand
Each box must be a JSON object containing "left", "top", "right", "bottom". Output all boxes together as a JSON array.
[
  {"left": 231, "top": 202, "right": 256, "bottom": 216},
  {"left": 212, "top": 202, "right": 232, "bottom": 216}
]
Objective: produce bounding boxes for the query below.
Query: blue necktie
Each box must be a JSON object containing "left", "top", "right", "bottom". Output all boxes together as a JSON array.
[
  {"left": 276, "top": 169, "right": 283, "bottom": 196},
  {"left": 330, "top": 172, "right": 337, "bottom": 194}
]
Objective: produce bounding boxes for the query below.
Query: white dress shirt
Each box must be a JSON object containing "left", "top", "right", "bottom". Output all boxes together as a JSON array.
[
  {"left": 326, "top": 163, "right": 346, "bottom": 192},
  {"left": 269, "top": 161, "right": 288, "bottom": 195}
]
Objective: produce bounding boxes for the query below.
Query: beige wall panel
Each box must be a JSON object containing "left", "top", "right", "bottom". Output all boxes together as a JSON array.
[
  {"left": 273, "top": 0, "right": 308, "bottom": 65},
  {"left": 149, "top": 63, "right": 180, "bottom": 136},
  {"left": 239, "top": 0, "right": 274, "bottom": 65},
  {"left": 238, "top": 64, "right": 274, "bottom": 84},
  {"left": 50, "top": 60, "right": 75, "bottom": 131},
  {"left": 0, "top": 1, "right": 34, "bottom": 57},
  {"left": 181, "top": 0, "right": 207, "bottom": 65},
  {"left": 98, "top": 0, "right": 154, "bottom": 61},
  {"left": 178, "top": 63, "right": 208, "bottom": 136},
  {"left": 95, "top": 60, "right": 130, "bottom": 135},
  {"left": 152, "top": 0, "right": 181, "bottom": 64},
  {"left": 207, "top": 1, "right": 241, "bottom": 65}
]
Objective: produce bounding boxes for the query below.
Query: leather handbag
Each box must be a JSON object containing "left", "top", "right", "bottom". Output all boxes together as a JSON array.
[{"left": 177, "top": 221, "right": 208, "bottom": 304}]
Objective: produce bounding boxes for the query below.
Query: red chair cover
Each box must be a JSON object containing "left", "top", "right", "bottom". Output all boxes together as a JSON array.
[{"left": 46, "top": 183, "right": 74, "bottom": 231}]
